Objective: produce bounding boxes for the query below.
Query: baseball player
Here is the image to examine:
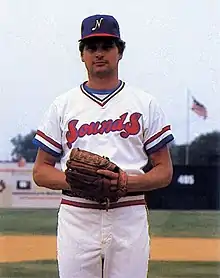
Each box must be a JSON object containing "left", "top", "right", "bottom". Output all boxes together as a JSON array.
[{"left": 32, "top": 14, "right": 174, "bottom": 278}]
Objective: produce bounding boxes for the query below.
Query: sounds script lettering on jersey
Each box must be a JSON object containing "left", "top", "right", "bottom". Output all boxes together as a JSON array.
[
  {"left": 66, "top": 112, "right": 142, "bottom": 148},
  {"left": 91, "top": 18, "right": 103, "bottom": 31}
]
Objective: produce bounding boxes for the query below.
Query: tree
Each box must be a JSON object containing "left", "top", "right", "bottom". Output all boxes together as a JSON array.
[
  {"left": 170, "top": 131, "right": 220, "bottom": 166},
  {"left": 189, "top": 131, "right": 220, "bottom": 166},
  {"left": 170, "top": 143, "right": 187, "bottom": 165},
  {"left": 11, "top": 130, "right": 38, "bottom": 162}
]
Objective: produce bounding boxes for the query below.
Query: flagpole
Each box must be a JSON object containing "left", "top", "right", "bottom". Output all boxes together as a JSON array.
[{"left": 185, "top": 89, "right": 190, "bottom": 165}]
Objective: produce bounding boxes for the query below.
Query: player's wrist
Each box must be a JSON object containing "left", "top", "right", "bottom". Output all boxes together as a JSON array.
[{"left": 126, "top": 174, "right": 144, "bottom": 192}]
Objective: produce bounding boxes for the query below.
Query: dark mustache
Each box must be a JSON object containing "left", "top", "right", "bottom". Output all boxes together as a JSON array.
[{"left": 93, "top": 60, "right": 108, "bottom": 64}]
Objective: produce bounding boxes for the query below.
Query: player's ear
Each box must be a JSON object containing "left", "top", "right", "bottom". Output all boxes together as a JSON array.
[
  {"left": 81, "top": 53, "right": 85, "bottom": 62},
  {"left": 118, "top": 54, "right": 123, "bottom": 61}
]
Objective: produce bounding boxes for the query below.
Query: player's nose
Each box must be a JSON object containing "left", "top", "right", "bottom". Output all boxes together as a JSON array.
[
  {"left": 94, "top": 45, "right": 105, "bottom": 54},
  {"left": 95, "top": 50, "right": 105, "bottom": 59}
]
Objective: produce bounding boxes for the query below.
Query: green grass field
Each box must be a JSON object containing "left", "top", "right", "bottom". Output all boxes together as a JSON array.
[
  {"left": 0, "top": 260, "right": 58, "bottom": 278},
  {"left": 0, "top": 209, "right": 220, "bottom": 277},
  {"left": 1, "top": 209, "right": 220, "bottom": 237},
  {"left": 149, "top": 210, "right": 220, "bottom": 238},
  {"left": 0, "top": 260, "right": 220, "bottom": 278}
]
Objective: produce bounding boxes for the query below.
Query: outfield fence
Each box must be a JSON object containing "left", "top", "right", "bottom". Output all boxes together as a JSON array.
[
  {"left": 0, "top": 162, "right": 219, "bottom": 210},
  {"left": 0, "top": 162, "right": 61, "bottom": 208},
  {"left": 147, "top": 165, "right": 220, "bottom": 210}
]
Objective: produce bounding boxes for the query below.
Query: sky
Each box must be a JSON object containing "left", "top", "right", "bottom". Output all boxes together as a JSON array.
[{"left": 0, "top": 0, "right": 219, "bottom": 160}]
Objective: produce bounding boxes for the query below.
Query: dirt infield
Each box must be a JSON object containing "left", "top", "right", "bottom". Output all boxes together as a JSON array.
[{"left": 0, "top": 236, "right": 220, "bottom": 263}]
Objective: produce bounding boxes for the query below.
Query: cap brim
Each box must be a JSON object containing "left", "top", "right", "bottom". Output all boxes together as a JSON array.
[{"left": 79, "top": 33, "right": 119, "bottom": 42}]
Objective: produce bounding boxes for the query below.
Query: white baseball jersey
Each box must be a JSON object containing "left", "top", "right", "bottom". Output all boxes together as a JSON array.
[
  {"left": 33, "top": 81, "right": 174, "bottom": 175},
  {"left": 34, "top": 81, "right": 174, "bottom": 278}
]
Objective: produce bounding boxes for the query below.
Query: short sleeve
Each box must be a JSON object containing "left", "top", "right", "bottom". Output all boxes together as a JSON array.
[
  {"left": 144, "top": 97, "right": 174, "bottom": 155},
  {"left": 32, "top": 101, "right": 63, "bottom": 157}
]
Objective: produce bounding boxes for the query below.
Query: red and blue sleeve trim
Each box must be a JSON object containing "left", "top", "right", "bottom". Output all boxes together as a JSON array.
[
  {"left": 32, "top": 138, "right": 61, "bottom": 157},
  {"left": 145, "top": 134, "right": 174, "bottom": 155},
  {"left": 145, "top": 125, "right": 171, "bottom": 145},
  {"left": 36, "top": 130, "right": 62, "bottom": 150}
]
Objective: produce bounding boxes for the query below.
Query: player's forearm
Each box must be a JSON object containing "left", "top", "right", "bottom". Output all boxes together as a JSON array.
[
  {"left": 33, "top": 164, "right": 70, "bottom": 190},
  {"left": 127, "top": 164, "right": 173, "bottom": 192}
]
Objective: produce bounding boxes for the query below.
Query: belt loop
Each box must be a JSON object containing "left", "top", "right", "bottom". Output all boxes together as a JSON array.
[{"left": 104, "top": 198, "right": 110, "bottom": 211}]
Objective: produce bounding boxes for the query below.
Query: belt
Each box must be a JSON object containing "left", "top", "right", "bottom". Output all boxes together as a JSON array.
[
  {"left": 62, "top": 189, "right": 144, "bottom": 198},
  {"left": 61, "top": 198, "right": 146, "bottom": 211}
]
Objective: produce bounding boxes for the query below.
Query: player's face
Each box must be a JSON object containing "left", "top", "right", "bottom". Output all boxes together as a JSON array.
[{"left": 81, "top": 37, "right": 121, "bottom": 78}]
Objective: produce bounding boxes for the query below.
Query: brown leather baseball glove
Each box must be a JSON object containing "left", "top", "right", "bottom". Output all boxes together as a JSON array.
[{"left": 65, "top": 148, "right": 128, "bottom": 209}]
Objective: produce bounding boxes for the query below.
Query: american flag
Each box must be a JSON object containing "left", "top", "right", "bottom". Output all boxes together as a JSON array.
[{"left": 191, "top": 97, "right": 207, "bottom": 119}]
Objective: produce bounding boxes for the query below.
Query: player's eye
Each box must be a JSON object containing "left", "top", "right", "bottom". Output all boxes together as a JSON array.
[
  {"left": 85, "top": 41, "right": 115, "bottom": 52},
  {"left": 101, "top": 41, "right": 115, "bottom": 50},
  {"left": 85, "top": 43, "right": 97, "bottom": 52}
]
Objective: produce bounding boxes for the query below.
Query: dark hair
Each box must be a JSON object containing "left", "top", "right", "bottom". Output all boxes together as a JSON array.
[{"left": 79, "top": 38, "right": 126, "bottom": 55}]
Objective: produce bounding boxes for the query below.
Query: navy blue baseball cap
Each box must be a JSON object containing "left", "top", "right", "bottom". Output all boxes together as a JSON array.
[{"left": 79, "top": 14, "right": 121, "bottom": 41}]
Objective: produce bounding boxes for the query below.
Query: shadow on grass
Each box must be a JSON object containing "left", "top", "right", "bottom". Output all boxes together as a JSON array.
[
  {"left": 0, "top": 260, "right": 220, "bottom": 278},
  {"left": 148, "top": 261, "right": 220, "bottom": 278},
  {"left": 0, "top": 260, "right": 58, "bottom": 278}
]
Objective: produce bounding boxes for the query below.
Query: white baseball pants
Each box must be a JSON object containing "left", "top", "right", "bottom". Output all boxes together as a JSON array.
[{"left": 57, "top": 202, "right": 150, "bottom": 278}]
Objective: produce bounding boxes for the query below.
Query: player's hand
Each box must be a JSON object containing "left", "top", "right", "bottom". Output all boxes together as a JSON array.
[{"left": 97, "top": 169, "right": 119, "bottom": 186}]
